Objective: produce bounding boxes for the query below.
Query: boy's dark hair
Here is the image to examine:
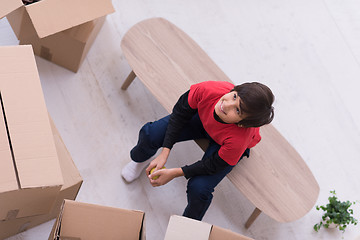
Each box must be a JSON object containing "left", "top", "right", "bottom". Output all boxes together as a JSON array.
[{"left": 232, "top": 82, "right": 274, "bottom": 128}]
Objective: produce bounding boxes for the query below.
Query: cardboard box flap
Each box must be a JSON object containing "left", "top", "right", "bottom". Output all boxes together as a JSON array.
[
  {"left": 58, "top": 200, "right": 144, "bottom": 240},
  {"left": 25, "top": 0, "right": 115, "bottom": 38},
  {"left": 0, "top": 98, "right": 18, "bottom": 193},
  {"left": 0, "top": 45, "right": 63, "bottom": 189},
  {"left": 164, "top": 215, "right": 212, "bottom": 240},
  {"left": 0, "top": 0, "right": 23, "bottom": 19},
  {"left": 209, "top": 226, "right": 254, "bottom": 240}
]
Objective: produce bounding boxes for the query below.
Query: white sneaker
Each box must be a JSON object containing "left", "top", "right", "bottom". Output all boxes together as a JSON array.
[{"left": 121, "top": 159, "right": 151, "bottom": 183}]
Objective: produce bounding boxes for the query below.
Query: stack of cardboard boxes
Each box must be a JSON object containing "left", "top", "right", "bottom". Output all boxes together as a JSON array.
[
  {"left": 1, "top": 0, "right": 115, "bottom": 72},
  {"left": 0, "top": 45, "right": 82, "bottom": 239},
  {"left": 0, "top": 117, "right": 83, "bottom": 239}
]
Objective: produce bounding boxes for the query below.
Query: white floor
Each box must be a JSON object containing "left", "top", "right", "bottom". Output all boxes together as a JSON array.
[{"left": 1, "top": 0, "right": 360, "bottom": 239}]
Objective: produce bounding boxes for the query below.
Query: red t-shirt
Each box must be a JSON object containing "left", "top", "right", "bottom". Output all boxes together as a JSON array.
[{"left": 188, "top": 81, "right": 261, "bottom": 165}]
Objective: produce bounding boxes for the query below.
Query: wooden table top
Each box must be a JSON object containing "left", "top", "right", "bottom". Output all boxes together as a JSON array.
[{"left": 121, "top": 17, "right": 319, "bottom": 223}]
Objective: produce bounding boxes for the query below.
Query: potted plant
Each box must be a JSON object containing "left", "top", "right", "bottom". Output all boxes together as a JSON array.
[{"left": 314, "top": 190, "right": 358, "bottom": 233}]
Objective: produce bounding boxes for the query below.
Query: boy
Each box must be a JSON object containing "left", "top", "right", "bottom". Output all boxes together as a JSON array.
[{"left": 122, "top": 80, "right": 274, "bottom": 220}]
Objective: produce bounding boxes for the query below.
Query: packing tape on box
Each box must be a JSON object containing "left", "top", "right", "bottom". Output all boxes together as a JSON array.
[
  {"left": 18, "top": 222, "right": 31, "bottom": 233},
  {"left": 6, "top": 209, "right": 19, "bottom": 220},
  {"left": 40, "top": 46, "right": 53, "bottom": 61}
]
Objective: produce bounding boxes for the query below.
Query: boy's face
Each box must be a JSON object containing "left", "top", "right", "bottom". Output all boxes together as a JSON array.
[{"left": 214, "top": 91, "right": 246, "bottom": 124}]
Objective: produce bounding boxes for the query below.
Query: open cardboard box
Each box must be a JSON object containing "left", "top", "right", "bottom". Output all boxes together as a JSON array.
[
  {"left": 49, "top": 200, "right": 146, "bottom": 240},
  {"left": 1, "top": 0, "right": 115, "bottom": 72},
  {"left": 0, "top": 116, "right": 83, "bottom": 239},
  {"left": 0, "top": 45, "right": 63, "bottom": 221},
  {"left": 164, "top": 215, "right": 254, "bottom": 240}
]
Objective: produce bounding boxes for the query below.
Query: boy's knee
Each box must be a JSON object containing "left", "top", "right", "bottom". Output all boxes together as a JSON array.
[
  {"left": 139, "top": 122, "right": 158, "bottom": 142},
  {"left": 138, "top": 122, "right": 165, "bottom": 148},
  {"left": 139, "top": 122, "right": 152, "bottom": 139},
  {"left": 187, "top": 179, "right": 213, "bottom": 201}
]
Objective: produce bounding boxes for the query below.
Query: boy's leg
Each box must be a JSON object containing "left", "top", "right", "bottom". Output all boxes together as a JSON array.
[
  {"left": 122, "top": 114, "right": 206, "bottom": 182},
  {"left": 122, "top": 116, "right": 170, "bottom": 182},
  {"left": 183, "top": 143, "right": 249, "bottom": 221},
  {"left": 130, "top": 115, "right": 170, "bottom": 163},
  {"left": 183, "top": 164, "right": 233, "bottom": 220},
  {"left": 130, "top": 113, "right": 206, "bottom": 162}
]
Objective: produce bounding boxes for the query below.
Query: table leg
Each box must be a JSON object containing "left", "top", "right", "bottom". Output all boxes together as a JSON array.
[
  {"left": 245, "top": 207, "right": 262, "bottom": 228},
  {"left": 121, "top": 70, "right": 136, "bottom": 90}
]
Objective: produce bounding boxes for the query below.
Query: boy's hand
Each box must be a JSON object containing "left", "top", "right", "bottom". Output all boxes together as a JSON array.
[
  {"left": 145, "top": 147, "right": 170, "bottom": 175},
  {"left": 148, "top": 168, "right": 184, "bottom": 187}
]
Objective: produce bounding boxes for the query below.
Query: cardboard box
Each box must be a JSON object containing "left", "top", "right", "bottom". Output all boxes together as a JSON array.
[
  {"left": 49, "top": 200, "right": 145, "bottom": 240},
  {"left": 164, "top": 215, "right": 254, "bottom": 240},
  {"left": 2, "top": 0, "right": 115, "bottom": 72},
  {"left": 0, "top": 0, "right": 22, "bottom": 19},
  {"left": 0, "top": 45, "right": 63, "bottom": 221},
  {"left": 0, "top": 117, "right": 83, "bottom": 240}
]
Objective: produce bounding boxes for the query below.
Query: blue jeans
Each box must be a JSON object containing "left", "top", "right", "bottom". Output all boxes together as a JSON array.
[{"left": 130, "top": 114, "right": 243, "bottom": 221}]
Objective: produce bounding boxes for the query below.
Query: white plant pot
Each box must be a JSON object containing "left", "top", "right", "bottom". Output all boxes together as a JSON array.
[
  {"left": 323, "top": 217, "right": 338, "bottom": 229},
  {"left": 327, "top": 222, "right": 338, "bottom": 229}
]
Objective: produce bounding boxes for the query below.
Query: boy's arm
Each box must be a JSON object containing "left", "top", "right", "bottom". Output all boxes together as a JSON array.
[
  {"left": 146, "top": 89, "right": 200, "bottom": 187},
  {"left": 181, "top": 152, "right": 231, "bottom": 178},
  {"left": 162, "top": 90, "right": 197, "bottom": 149},
  {"left": 147, "top": 90, "right": 197, "bottom": 175},
  {"left": 182, "top": 148, "right": 250, "bottom": 178}
]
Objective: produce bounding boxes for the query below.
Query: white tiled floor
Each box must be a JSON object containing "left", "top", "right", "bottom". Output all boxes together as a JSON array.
[{"left": 1, "top": 0, "right": 360, "bottom": 239}]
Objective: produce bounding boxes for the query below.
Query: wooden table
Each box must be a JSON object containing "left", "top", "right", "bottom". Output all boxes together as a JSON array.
[{"left": 120, "top": 17, "right": 319, "bottom": 227}]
